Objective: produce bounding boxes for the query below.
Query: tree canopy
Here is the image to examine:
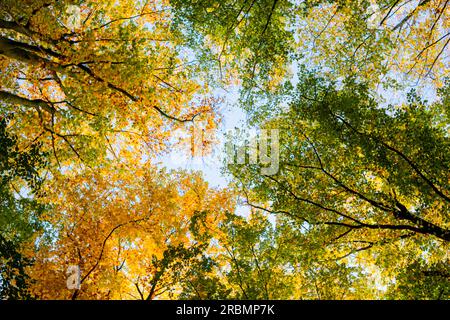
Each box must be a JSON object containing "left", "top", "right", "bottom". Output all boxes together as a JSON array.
[{"left": 0, "top": 0, "right": 448, "bottom": 300}]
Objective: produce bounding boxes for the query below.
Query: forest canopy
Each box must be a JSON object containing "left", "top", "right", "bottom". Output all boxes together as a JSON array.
[{"left": 0, "top": 0, "right": 448, "bottom": 300}]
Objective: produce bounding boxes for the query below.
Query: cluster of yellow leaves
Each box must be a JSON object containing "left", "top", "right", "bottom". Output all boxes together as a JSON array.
[
  {"left": 28, "top": 159, "right": 235, "bottom": 299},
  {"left": 0, "top": 0, "right": 234, "bottom": 299},
  {"left": 1, "top": 0, "right": 219, "bottom": 169}
]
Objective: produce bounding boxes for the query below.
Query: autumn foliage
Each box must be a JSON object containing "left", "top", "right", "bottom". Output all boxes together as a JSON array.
[{"left": 0, "top": 0, "right": 449, "bottom": 300}]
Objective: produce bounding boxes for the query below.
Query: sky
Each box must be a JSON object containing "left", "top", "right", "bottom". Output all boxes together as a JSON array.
[
  {"left": 155, "top": 86, "right": 254, "bottom": 217},
  {"left": 156, "top": 87, "right": 244, "bottom": 187}
]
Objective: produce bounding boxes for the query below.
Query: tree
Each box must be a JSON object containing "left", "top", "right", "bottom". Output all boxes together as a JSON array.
[
  {"left": 227, "top": 72, "right": 450, "bottom": 296},
  {"left": 2, "top": 0, "right": 448, "bottom": 301},
  {"left": 28, "top": 163, "right": 235, "bottom": 299},
  {"left": 172, "top": 0, "right": 449, "bottom": 92},
  {"left": 0, "top": 1, "right": 229, "bottom": 300},
  {"left": 0, "top": 114, "right": 48, "bottom": 299},
  {"left": 170, "top": 0, "right": 296, "bottom": 93},
  {"left": 1, "top": 0, "right": 217, "bottom": 169},
  {"left": 387, "top": 260, "right": 449, "bottom": 299},
  {"left": 178, "top": 256, "right": 232, "bottom": 300},
  {"left": 297, "top": 0, "right": 450, "bottom": 86},
  {"left": 187, "top": 210, "right": 376, "bottom": 299},
  {"left": 0, "top": 234, "right": 34, "bottom": 299}
]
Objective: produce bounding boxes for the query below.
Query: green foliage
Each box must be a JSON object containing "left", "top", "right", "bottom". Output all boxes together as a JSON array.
[
  {"left": 0, "top": 115, "right": 48, "bottom": 299},
  {"left": 1, "top": 0, "right": 449, "bottom": 300},
  {"left": 179, "top": 256, "right": 232, "bottom": 300},
  {"left": 227, "top": 71, "right": 450, "bottom": 298},
  {"left": 387, "top": 260, "right": 450, "bottom": 300},
  {"left": 0, "top": 115, "right": 47, "bottom": 190},
  {"left": 189, "top": 210, "right": 375, "bottom": 299},
  {"left": 0, "top": 234, "right": 34, "bottom": 299},
  {"left": 171, "top": 0, "right": 296, "bottom": 91}
]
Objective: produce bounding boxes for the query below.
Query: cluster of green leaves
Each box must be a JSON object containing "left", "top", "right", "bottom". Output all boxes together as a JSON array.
[
  {"left": 226, "top": 71, "right": 450, "bottom": 298},
  {"left": 171, "top": 0, "right": 296, "bottom": 91},
  {"left": 0, "top": 115, "right": 48, "bottom": 299},
  {"left": 187, "top": 210, "right": 376, "bottom": 299},
  {"left": 387, "top": 260, "right": 449, "bottom": 299}
]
